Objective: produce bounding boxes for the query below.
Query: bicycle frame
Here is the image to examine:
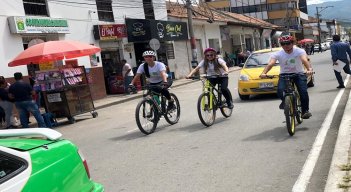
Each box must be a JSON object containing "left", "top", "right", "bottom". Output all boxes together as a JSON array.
[
  {"left": 281, "top": 74, "right": 299, "bottom": 113},
  {"left": 142, "top": 90, "right": 165, "bottom": 115},
  {"left": 201, "top": 78, "right": 223, "bottom": 110}
]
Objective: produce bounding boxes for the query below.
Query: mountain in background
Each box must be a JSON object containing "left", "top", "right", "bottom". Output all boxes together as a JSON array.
[{"left": 307, "top": 0, "right": 351, "bottom": 26}]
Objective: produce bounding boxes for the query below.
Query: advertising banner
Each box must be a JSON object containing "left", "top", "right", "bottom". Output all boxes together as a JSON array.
[
  {"left": 8, "top": 16, "right": 69, "bottom": 34},
  {"left": 93, "top": 24, "right": 127, "bottom": 40},
  {"left": 126, "top": 18, "right": 188, "bottom": 42}
]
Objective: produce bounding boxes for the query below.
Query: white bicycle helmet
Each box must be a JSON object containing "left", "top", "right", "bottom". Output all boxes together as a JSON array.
[{"left": 142, "top": 50, "right": 156, "bottom": 57}]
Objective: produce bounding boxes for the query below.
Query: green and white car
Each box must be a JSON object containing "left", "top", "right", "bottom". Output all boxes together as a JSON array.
[{"left": 0, "top": 128, "right": 104, "bottom": 192}]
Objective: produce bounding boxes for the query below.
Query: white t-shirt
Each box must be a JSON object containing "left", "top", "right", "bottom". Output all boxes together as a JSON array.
[
  {"left": 271, "top": 47, "right": 306, "bottom": 74},
  {"left": 137, "top": 61, "right": 166, "bottom": 83},
  {"left": 197, "top": 58, "right": 227, "bottom": 76},
  {"left": 122, "top": 63, "right": 134, "bottom": 77}
]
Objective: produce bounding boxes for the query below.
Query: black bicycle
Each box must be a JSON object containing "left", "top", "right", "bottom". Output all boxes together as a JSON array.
[
  {"left": 266, "top": 74, "right": 303, "bottom": 136},
  {"left": 135, "top": 84, "right": 180, "bottom": 134},
  {"left": 192, "top": 75, "right": 233, "bottom": 127}
]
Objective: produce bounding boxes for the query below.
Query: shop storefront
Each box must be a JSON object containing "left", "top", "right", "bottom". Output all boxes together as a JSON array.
[
  {"left": 125, "top": 18, "right": 188, "bottom": 79},
  {"left": 93, "top": 24, "right": 127, "bottom": 94}
]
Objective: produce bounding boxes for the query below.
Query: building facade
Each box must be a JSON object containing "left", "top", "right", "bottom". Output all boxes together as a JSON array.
[
  {"left": 0, "top": 0, "right": 169, "bottom": 99},
  {"left": 208, "top": 0, "right": 308, "bottom": 35}
]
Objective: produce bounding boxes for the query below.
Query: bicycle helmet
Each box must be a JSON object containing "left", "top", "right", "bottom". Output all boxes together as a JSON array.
[
  {"left": 142, "top": 50, "right": 156, "bottom": 57},
  {"left": 279, "top": 32, "right": 294, "bottom": 43},
  {"left": 204, "top": 48, "right": 216, "bottom": 54}
]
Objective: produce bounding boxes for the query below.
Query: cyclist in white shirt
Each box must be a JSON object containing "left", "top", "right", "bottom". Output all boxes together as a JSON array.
[
  {"left": 260, "top": 32, "right": 313, "bottom": 119},
  {"left": 130, "top": 50, "right": 175, "bottom": 111}
]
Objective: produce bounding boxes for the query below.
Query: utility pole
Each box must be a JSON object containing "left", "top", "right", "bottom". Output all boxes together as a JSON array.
[
  {"left": 285, "top": 0, "right": 293, "bottom": 32},
  {"left": 186, "top": 0, "right": 198, "bottom": 70},
  {"left": 316, "top": 7, "right": 322, "bottom": 50},
  {"left": 316, "top": 6, "right": 333, "bottom": 51}
]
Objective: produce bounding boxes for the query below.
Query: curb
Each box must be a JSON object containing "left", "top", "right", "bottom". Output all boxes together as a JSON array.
[
  {"left": 94, "top": 66, "right": 241, "bottom": 110},
  {"left": 324, "top": 87, "right": 351, "bottom": 192}
]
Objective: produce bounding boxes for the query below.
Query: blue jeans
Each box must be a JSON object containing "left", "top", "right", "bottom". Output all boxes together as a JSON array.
[
  {"left": 277, "top": 74, "right": 309, "bottom": 113},
  {"left": 0, "top": 100, "right": 13, "bottom": 127},
  {"left": 15, "top": 100, "right": 46, "bottom": 128},
  {"left": 334, "top": 59, "right": 351, "bottom": 86},
  {"left": 124, "top": 76, "right": 134, "bottom": 94}
]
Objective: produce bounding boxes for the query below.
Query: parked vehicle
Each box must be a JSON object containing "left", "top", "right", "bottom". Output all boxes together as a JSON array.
[
  {"left": 314, "top": 44, "right": 327, "bottom": 52},
  {"left": 0, "top": 128, "right": 104, "bottom": 192},
  {"left": 238, "top": 48, "right": 315, "bottom": 100}
]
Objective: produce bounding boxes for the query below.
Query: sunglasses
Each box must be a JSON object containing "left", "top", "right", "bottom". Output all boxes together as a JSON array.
[
  {"left": 205, "top": 54, "right": 215, "bottom": 57},
  {"left": 280, "top": 42, "right": 292, "bottom": 46},
  {"left": 143, "top": 55, "right": 154, "bottom": 58}
]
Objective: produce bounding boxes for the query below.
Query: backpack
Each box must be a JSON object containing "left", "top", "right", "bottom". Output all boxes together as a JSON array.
[{"left": 143, "top": 63, "right": 151, "bottom": 78}]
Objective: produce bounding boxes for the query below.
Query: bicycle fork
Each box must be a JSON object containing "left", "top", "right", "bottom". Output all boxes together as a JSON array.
[{"left": 202, "top": 81, "right": 214, "bottom": 110}]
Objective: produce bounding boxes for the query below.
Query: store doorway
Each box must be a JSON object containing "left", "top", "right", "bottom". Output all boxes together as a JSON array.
[{"left": 101, "top": 50, "right": 122, "bottom": 94}]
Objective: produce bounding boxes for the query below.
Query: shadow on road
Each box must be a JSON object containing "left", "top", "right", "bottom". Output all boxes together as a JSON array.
[
  {"left": 170, "top": 117, "right": 230, "bottom": 133},
  {"left": 234, "top": 94, "right": 279, "bottom": 103},
  {"left": 242, "top": 126, "right": 309, "bottom": 142},
  {"left": 108, "top": 123, "right": 171, "bottom": 141}
]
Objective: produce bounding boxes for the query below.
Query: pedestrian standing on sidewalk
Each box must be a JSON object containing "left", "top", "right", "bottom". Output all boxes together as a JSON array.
[
  {"left": 121, "top": 59, "right": 134, "bottom": 94},
  {"left": 330, "top": 34, "right": 351, "bottom": 88},
  {"left": 0, "top": 76, "right": 16, "bottom": 129},
  {"left": 8, "top": 72, "right": 46, "bottom": 128}
]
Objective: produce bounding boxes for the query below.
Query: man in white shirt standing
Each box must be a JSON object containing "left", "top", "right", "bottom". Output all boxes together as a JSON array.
[{"left": 121, "top": 59, "right": 134, "bottom": 94}]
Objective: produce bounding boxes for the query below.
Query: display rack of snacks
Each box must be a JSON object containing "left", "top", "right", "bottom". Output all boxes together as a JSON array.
[
  {"left": 36, "top": 70, "right": 64, "bottom": 91},
  {"left": 39, "top": 66, "right": 97, "bottom": 124},
  {"left": 61, "top": 67, "right": 86, "bottom": 86}
]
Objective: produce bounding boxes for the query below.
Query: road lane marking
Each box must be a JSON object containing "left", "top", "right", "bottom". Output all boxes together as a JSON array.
[{"left": 292, "top": 75, "right": 349, "bottom": 192}]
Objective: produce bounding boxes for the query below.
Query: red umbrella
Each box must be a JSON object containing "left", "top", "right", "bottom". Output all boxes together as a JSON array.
[
  {"left": 298, "top": 39, "right": 314, "bottom": 44},
  {"left": 8, "top": 40, "right": 101, "bottom": 67}
]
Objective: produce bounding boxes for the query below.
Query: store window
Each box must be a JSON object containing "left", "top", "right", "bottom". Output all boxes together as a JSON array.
[
  {"left": 96, "top": 0, "right": 114, "bottom": 22},
  {"left": 23, "top": 0, "right": 48, "bottom": 16},
  {"left": 143, "top": 0, "right": 155, "bottom": 19}
]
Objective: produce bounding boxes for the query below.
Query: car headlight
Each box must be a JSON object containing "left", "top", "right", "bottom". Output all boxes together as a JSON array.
[{"left": 239, "top": 74, "right": 250, "bottom": 81}]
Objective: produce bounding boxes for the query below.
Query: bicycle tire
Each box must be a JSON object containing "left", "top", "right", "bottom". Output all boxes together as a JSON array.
[
  {"left": 220, "top": 98, "right": 232, "bottom": 118},
  {"left": 284, "top": 96, "right": 295, "bottom": 136},
  {"left": 197, "top": 92, "right": 216, "bottom": 127},
  {"left": 135, "top": 99, "right": 158, "bottom": 135},
  {"left": 164, "top": 93, "right": 181, "bottom": 124},
  {"left": 295, "top": 92, "right": 303, "bottom": 124}
]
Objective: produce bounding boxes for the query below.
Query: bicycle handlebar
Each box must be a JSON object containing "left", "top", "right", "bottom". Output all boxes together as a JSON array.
[{"left": 188, "top": 74, "right": 228, "bottom": 80}]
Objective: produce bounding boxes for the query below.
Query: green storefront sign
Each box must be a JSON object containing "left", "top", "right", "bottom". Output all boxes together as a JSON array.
[
  {"left": 8, "top": 16, "right": 70, "bottom": 34},
  {"left": 26, "top": 18, "right": 68, "bottom": 27}
]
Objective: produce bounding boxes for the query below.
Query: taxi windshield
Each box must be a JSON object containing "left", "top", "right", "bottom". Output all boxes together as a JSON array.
[{"left": 244, "top": 51, "right": 279, "bottom": 68}]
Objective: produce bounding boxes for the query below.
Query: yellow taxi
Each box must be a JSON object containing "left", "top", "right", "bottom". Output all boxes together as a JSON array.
[{"left": 238, "top": 47, "right": 314, "bottom": 100}]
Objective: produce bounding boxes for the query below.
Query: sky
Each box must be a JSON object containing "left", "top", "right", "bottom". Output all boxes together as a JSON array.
[{"left": 307, "top": 0, "right": 341, "bottom": 5}]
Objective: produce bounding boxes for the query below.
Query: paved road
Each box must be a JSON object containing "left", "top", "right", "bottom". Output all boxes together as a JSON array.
[{"left": 55, "top": 50, "right": 350, "bottom": 192}]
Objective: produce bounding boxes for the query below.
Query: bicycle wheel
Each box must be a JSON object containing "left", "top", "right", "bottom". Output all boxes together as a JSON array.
[
  {"left": 295, "top": 92, "right": 303, "bottom": 124},
  {"left": 197, "top": 92, "right": 216, "bottom": 127},
  {"left": 220, "top": 98, "right": 232, "bottom": 118},
  {"left": 164, "top": 93, "right": 181, "bottom": 124},
  {"left": 284, "top": 96, "right": 295, "bottom": 136},
  {"left": 135, "top": 99, "right": 158, "bottom": 135}
]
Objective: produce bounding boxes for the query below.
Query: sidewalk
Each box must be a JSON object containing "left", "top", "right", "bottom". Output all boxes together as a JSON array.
[
  {"left": 324, "top": 85, "right": 351, "bottom": 192},
  {"left": 93, "top": 66, "right": 241, "bottom": 110}
]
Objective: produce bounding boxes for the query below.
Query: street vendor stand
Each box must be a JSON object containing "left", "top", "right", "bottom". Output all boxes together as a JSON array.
[
  {"left": 8, "top": 40, "right": 101, "bottom": 124},
  {"left": 36, "top": 66, "right": 97, "bottom": 123}
]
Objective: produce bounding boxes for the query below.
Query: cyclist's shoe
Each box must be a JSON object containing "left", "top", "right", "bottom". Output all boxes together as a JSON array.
[
  {"left": 167, "top": 100, "right": 176, "bottom": 111},
  {"left": 279, "top": 102, "right": 284, "bottom": 110},
  {"left": 302, "top": 111, "right": 312, "bottom": 119},
  {"left": 227, "top": 102, "right": 234, "bottom": 109}
]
